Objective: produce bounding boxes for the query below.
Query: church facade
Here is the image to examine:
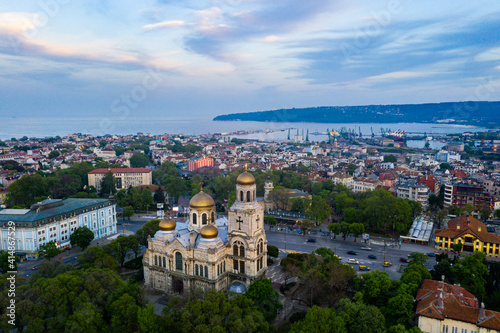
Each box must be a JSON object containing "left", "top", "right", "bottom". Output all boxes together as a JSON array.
[{"left": 143, "top": 171, "right": 268, "bottom": 294}]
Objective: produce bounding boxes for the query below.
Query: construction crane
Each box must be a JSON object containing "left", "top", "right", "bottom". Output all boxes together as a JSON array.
[{"left": 371, "top": 127, "right": 375, "bottom": 138}]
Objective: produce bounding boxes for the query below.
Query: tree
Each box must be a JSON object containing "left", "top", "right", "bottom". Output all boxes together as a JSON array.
[
  {"left": 99, "top": 171, "right": 116, "bottom": 197},
  {"left": 337, "top": 297, "right": 386, "bottom": 333},
  {"left": 495, "top": 209, "right": 500, "bottom": 220},
  {"left": 480, "top": 206, "right": 492, "bottom": 221},
  {"left": 340, "top": 222, "right": 350, "bottom": 240},
  {"left": 383, "top": 284, "right": 415, "bottom": 328},
  {"left": 267, "top": 245, "right": 279, "bottom": 258},
  {"left": 356, "top": 270, "right": 394, "bottom": 308},
  {"left": 40, "top": 241, "right": 61, "bottom": 261},
  {"left": 130, "top": 153, "right": 150, "bottom": 168},
  {"left": 153, "top": 187, "right": 165, "bottom": 204},
  {"left": 104, "top": 235, "right": 139, "bottom": 266},
  {"left": 135, "top": 219, "right": 161, "bottom": 246},
  {"left": 264, "top": 215, "right": 277, "bottom": 225},
  {"left": 138, "top": 303, "right": 162, "bottom": 333},
  {"left": 328, "top": 223, "right": 341, "bottom": 239},
  {"left": 6, "top": 173, "right": 48, "bottom": 207},
  {"left": 99, "top": 140, "right": 108, "bottom": 148},
  {"left": 245, "top": 278, "right": 283, "bottom": 321},
  {"left": 141, "top": 188, "right": 154, "bottom": 211},
  {"left": 290, "top": 306, "right": 346, "bottom": 333},
  {"left": 123, "top": 206, "right": 134, "bottom": 220},
  {"left": 300, "top": 219, "right": 316, "bottom": 234},
  {"left": 349, "top": 223, "right": 364, "bottom": 242},
  {"left": 383, "top": 155, "right": 397, "bottom": 163},
  {"left": 439, "top": 162, "right": 452, "bottom": 170},
  {"left": 451, "top": 251, "right": 489, "bottom": 300},
  {"left": 109, "top": 293, "right": 139, "bottom": 332},
  {"left": 306, "top": 195, "right": 331, "bottom": 224},
  {"left": 268, "top": 188, "right": 290, "bottom": 210},
  {"left": 451, "top": 242, "right": 463, "bottom": 255},
  {"left": 291, "top": 197, "right": 305, "bottom": 212},
  {"left": 70, "top": 226, "right": 95, "bottom": 250},
  {"left": 48, "top": 150, "right": 60, "bottom": 159}
]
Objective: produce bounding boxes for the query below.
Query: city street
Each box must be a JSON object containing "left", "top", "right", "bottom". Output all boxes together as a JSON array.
[{"left": 265, "top": 229, "right": 437, "bottom": 279}]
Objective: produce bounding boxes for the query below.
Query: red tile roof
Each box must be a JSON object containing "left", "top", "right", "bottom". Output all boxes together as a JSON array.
[
  {"left": 89, "top": 168, "right": 151, "bottom": 174},
  {"left": 416, "top": 279, "right": 500, "bottom": 330}
]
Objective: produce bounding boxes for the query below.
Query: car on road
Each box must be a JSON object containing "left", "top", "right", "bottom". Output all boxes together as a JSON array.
[
  {"left": 359, "top": 265, "right": 370, "bottom": 271},
  {"left": 306, "top": 238, "right": 316, "bottom": 243},
  {"left": 399, "top": 257, "right": 409, "bottom": 263},
  {"left": 348, "top": 259, "right": 359, "bottom": 264},
  {"left": 361, "top": 247, "right": 372, "bottom": 251},
  {"left": 368, "top": 255, "right": 377, "bottom": 259},
  {"left": 383, "top": 261, "right": 393, "bottom": 267},
  {"left": 426, "top": 252, "right": 436, "bottom": 257},
  {"left": 347, "top": 251, "right": 358, "bottom": 255},
  {"left": 334, "top": 254, "right": 342, "bottom": 260},
  {"left": 31, "top": 266, "right": 38, "bottom": 271}
]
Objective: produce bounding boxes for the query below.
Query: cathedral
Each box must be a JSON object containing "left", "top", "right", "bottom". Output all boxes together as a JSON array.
[{"left": 143, "top": 170, "right": 268, "bottom": 294}]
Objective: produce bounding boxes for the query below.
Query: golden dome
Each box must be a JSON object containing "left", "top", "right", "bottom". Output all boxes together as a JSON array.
[
  {"left": 237, "top": 172, "right": 255, "bottom": 185},
  {"left": 159, "top": 219, "right": 176, "bottom": 231},
  {"left": 200, "top": 224, "right": 219, "bottom": 239},
  {"left": 189, "top": 190, "right": 215, "bottom": 209}
]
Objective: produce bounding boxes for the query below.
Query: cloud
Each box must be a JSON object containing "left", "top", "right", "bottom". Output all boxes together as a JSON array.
[{"left": 143, "top": 20, "right": 186, "bottom": 30}]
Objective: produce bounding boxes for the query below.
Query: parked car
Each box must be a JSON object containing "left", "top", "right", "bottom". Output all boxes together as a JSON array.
[
  {"left": 400, "top": 257, "right": 409, "bottom": 263},
  {"left": 306, "top": 238, "right": 316, "bottom": 243},
  {"left": 359, "top": 265, "right": 370, "bottom": 271},
  {"left": 361, "top": 247, "right": 372, "bottom": 251},
  {"left": 348, "top": 259, "right": 359, "bottom": 264},
  {"left": 368, "top": 255, "right": 377, "bottom": 259},
  {"left": 383, "top": 261, "right": 393, "bottom": 267},
  {"left": 426, "top": 252, "right": 436, "bottom": 257},
  {"left": 347, "top": 251, "right": 358, "bottom": 255}
]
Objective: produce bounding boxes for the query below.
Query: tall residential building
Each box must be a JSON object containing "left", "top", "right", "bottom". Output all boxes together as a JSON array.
[
  {"left": 397, "top": 183, "right": 430, "bottom": 207},
  {"left": 444, "top": 183, "right": 499, "bottom": 210},
  {"left": 88, "top": 168, "right": 152, "bottom": 192},
  {"left": 144, "top": 170, "right": 267, "bottom": 293},
  {"left": 0, "top": 198, "right": 117, "bottom": 259},
  {"left": 186, "top": 156, "right": 214, "bottom": 172}
]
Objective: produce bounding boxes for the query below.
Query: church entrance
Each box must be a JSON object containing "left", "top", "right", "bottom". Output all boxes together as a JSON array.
[{"left": 172, "top": 277, "right": 184, "bottom": 294}]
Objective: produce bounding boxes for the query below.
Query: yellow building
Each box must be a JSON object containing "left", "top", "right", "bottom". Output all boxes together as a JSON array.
[
  {"left": 434, "top": 215, "right": 500, "bottom": 257},
  {"left": 0, "top": 188, "right": 8, "bottom": 205},
  {"left": 416, "top": 279, "right": 500, "bottom": 333}
]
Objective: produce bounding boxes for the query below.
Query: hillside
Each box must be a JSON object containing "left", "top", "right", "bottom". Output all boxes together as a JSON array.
[{"left": 213, "top": 102, "right": 500, "bottom": 126}]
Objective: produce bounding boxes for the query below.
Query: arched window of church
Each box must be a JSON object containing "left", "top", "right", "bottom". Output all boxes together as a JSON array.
[
  {"left": 247, "top": 191, "right": 251, "bottom": 202},
  {"left": 205, "top": 266, "right": 208, "bottom": 278},
  {"left": 202, "top": 213, "right": 207, "bottom": 225},
  {"left": 211, "top": 212, "right": 215, "bottom": 223},
  {"left": 163, "top": 257, "right": 166, "bottom": 268},
  {"left": 195, "top": 264, "right": 198, "bottom": 276},
  {"left": 240, "top": 246, "right": 245, "bottom": 257},
  {"left": 233, "top": 244, "right": 238, "bottom": 256},
  {"left": 175, "top": 252, "right": 183, "bottom": 271},
  {"left": 217, "top": 264, "right": 220, "bottom": 276},
  {"left": 223, "top": 261, "right": 226, "bottom": 272},
  {"left": 240, "top": 191, "right": 244, "bottom": 202},
  {"left": 192, "top": 213, "right": 197, "bottom": 225},
  {"left": 254, "top": 190, "right": 256, "bottom": 201},
  {"left": 155, "top": 255, "right": 158, "bottom": 266},
  {"left": 260, "top": 241, "right": 263, "bottom": 254}
]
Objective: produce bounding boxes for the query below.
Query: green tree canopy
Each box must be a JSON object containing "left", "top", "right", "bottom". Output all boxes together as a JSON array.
[
  {"left": 245, "top": 278, "right": 283, "bottom": 321},
  {"left": 40, "top": 241, "right": 61, "bottom": 261},
  {"left": 99, "top": 171, "right": 116, "bottom": 197},
  {"left": 130, "top": 153, "right": 150, "bottom": 168},
  {"left": 70, "top": 226, "right": 95, "bottom": 250}
]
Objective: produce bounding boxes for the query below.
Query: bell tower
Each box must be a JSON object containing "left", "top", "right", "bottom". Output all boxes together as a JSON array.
[
  {"left": 264, "top": 176, "right": 274, "bottom": 213},
  {"left": 228, "top": 166, "right": 267, "bottom": 283}
]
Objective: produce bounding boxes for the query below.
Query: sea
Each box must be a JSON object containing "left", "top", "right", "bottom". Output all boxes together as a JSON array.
[{"left": 0, "top": 117, "right": 495, "bottom": 144}]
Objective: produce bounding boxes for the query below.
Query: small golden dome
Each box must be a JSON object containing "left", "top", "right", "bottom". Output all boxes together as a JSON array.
[
  {"left": 189, "top": 191, "right": 215, "bottom": 209},
  {"left": 200, "top": 224, "right": 218, "bottom": 239},
  {"left": 159, "top": 219, "right": 176, "bottom": 231},
  {"left": 237, "top": 172, "right": 255, "bottom": 185}
]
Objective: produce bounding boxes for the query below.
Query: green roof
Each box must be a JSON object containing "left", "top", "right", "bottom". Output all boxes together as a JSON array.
[{"left": 0, "top": 198, "right": 113, "bottom": 227}]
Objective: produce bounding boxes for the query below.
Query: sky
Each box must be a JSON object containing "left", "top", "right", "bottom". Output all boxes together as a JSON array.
[{"left": 1, "top": 0, "right": 500, "bottom": 119}]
